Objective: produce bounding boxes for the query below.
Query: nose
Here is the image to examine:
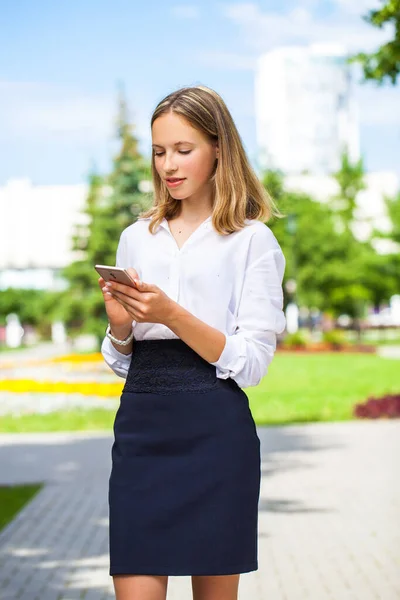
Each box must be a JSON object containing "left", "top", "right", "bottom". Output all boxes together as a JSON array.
[{"left": 163, "top": 152, "right": 177, "bottom": 174}]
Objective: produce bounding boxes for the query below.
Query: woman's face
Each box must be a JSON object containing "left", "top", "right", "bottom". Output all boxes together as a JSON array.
[{"left": 151, "top": 111, "right": 218, "bottom": 201}]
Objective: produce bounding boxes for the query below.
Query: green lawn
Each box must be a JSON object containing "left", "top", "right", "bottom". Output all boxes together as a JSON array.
[
  {"left": 0, "top": 484, "right": 43, "bottom": 532},
  {"left": 0, "top": 409, "right": 115, "bottom": 433},
  {"left": 247, "top": 351, "right": 399, "bottom": 425},
  {"left": 0, "top": 352, "right": 398, "bottom": 432}
]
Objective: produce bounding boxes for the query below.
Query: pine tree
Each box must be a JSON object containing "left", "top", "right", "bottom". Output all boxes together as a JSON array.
[
  {"left": 332, "top": 150, "right": 366, "bottom": 234},
  {"left": 59, "top": 86, "right": 152, "bottom": 346},
  {"left": 104, "top": 82, "right": 152, "bottom": 229}
]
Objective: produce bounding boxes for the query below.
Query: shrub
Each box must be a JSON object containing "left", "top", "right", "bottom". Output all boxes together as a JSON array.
[
  {"left": 322, "top": 329, "right": 349, "bottom": 349},
  {"left": 354, "top": 394, "right": 400, "bottom": 419},
  {"left": 282, "top": 331, "right": 308, "bottom": 348}
]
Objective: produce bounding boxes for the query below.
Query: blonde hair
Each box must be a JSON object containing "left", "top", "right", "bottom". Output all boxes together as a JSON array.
[{"left": 139, "top": 85, "right": 282, "bottom": 235}]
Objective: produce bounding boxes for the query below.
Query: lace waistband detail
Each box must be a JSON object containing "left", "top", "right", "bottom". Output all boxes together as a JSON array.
[{"left": 122, "top": 339, "right": 227, "bottom": 395}]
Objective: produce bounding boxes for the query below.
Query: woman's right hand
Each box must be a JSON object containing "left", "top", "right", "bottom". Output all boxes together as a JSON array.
[{"left": 98, "top": 267, "right": 139, "bottom": 328}]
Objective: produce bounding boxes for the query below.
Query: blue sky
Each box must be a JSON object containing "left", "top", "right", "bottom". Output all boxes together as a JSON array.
[{"left": 1, "top": 0, "right": 399, "bottom": 185}]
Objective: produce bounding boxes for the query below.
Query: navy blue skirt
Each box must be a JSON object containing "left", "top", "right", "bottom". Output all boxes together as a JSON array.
[{"left": 109, "top": 339, "right": 260, "bottom": 576}]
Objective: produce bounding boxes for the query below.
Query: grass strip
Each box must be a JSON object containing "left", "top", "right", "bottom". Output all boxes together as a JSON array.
[{"left": 0, "top": 483, "right": 43, "bottom": 532}]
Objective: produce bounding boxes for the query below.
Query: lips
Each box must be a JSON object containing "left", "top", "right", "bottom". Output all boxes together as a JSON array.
[{"left": 165, "top": 177, "right": 186, "bottom": 188}]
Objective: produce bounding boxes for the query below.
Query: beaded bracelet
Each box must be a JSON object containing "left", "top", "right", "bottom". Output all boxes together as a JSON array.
[{"left": 105, "top": 323, "right": 134, "bottom": 346}]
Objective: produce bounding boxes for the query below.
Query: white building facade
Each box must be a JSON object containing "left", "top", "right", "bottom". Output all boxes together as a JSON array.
[
  {"left": 0, "top": 178, "right": 89, "bottom": 291},
  {"left": 255, "top": 44, "right": 360, "bottom": 175}
]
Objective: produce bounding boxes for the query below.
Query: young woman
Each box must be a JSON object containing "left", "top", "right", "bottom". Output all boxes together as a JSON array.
[{"left": 98, "top": 85, "right": 286, "bottom": 600}]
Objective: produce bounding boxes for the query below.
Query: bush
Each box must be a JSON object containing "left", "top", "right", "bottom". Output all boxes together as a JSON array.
[
  {"left": 322, "top": 329, "right": 349, "bottom": 349},
  {"left": 282, "top": 330, "right": 308, "bottom": 348},
  {"left": 354, "top": 394, "right": 400, "bottom": 419}
]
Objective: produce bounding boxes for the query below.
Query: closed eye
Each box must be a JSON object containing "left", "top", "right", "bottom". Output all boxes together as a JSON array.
[{"left": 154, "top": 150, "right": 191, "bottom": 156}]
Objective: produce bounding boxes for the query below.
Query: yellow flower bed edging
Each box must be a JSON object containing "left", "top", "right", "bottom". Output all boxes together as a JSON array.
[
  {"left": 0, "top": 380, "right": 123, "bottom": 396},
  {"left": 49, "top": 353, "right": 104, "bottom": 363}
]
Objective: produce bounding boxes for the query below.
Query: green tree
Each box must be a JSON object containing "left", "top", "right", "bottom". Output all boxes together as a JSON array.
[
  {"left": 0, "top": 286, "right": 69, "bottom": 341},
  {"left": 370, "top": 191, "right": 400, "bottom": 295},
  {"left": 332, "top": 150, "right": 366, "bottom": 233},
  {"left": 385, "top": 191, "right": 400, "bottom": 244},
  {"left": 262, "top": 169, "right": 285, "bottom": 204},
  {"left": 351, "top": 0, "right": 400, "bottom": 85},
  {"left": 106, "top": 82, "right": 152, "bottom": 227},
  {"left": 59, "top": 87, "right": 151, "bottom": 346},
  {"left": 264, "top": 170, "right": 394, "bottom": 326}
]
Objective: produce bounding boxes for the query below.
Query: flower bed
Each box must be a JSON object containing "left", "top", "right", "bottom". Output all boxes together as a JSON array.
[
  {"left": 0, "top": 379, "right": 123, "bottom": 397},
  {"left": 278, "top": 342, "right": 376, "bottom": 353},
  {"left": 49, "top": 353, "right": 104, "bottom": 363},
  {"left": 354, "top": 394, "right": 400, "bottom": 419},
  {"left": 278, "top": 330, "right": 376, "bottom": 353}
]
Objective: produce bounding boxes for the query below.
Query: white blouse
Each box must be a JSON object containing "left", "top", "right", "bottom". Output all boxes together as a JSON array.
[{"left": 101, "top": 215, "right": 286, "bottom": 389}]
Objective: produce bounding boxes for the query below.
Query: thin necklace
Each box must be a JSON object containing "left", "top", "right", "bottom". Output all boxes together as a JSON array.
[{"left": 171, "top": 215, "right": 211, "bottom": 235}]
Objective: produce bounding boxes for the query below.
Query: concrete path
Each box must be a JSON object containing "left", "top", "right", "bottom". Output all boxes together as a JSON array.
[{"left": 0, "top": 421, "right": 399, "bottom": 600}]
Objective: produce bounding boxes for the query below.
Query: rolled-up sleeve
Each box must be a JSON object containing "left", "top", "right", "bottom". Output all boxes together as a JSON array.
[
  {"left": 210, "top": 246, "right": 286, "bottom": 388},
  {"left": 100, "top": 230, "right": 135, "bottom": 379}
]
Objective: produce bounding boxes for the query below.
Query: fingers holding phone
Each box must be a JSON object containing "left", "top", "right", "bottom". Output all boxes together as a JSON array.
[
  {"left": 96, "top": 265, "right": 140, "bottom": 328},
  {"left": 95, "top": 265, "right": 139, "bottom": 287}
]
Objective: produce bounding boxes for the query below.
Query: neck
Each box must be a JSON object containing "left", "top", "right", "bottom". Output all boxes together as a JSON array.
[{"left": 175, "top": 188, "right": 214, "bottom": 224}]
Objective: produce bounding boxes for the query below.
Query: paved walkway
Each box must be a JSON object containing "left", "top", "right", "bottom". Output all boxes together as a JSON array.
[{"left": 0, "top": 421, "right": 399, "bottom": 600}]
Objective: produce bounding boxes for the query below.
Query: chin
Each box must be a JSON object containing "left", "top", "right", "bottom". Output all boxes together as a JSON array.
[{"left": 169, "top": 189, "right": 191, "bottom": 200}]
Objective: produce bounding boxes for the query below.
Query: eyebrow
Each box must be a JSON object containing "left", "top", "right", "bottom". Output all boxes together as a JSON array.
[{"left": 152, "top": 141, "right": 195, "bottom": 148}]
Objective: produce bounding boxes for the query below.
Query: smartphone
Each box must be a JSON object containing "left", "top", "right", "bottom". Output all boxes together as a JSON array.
[{"left": 95, "top": 265, "right": 137, "bottom": 287}]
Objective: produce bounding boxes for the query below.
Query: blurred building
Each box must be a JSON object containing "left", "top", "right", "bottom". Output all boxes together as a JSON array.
[
  {"left": 0, "top": 178, "right": 153, "bottom": 291},
  {"left": 255, "top": 43, "right": 360, "bottom": 174},
  {"left": 0, "top": 178, "right": 89, "bottom": 291}
]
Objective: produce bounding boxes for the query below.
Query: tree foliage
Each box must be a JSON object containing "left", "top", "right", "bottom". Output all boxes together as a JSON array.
[
  {"left": 332, "top": 151, "right": 366, "bottom": 232},
  {"left": 351, "top": 0, "right": 400, "bottom": 85},
  {"left": 370, "top": 191, "right": 400, "bottom": 293},
  {"left": 385, "top": 191, "right": 400, "bottom": 244},
  {"left": 58, "top": 86, "right": 152, "bottom": 345},
  {"left": 264, "top": 161, "right": 397, "bottom": 320}
]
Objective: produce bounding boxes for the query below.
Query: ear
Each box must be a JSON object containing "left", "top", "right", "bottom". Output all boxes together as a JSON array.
[{"left": 215, "top": 143, "right": 219, "bottom": 159}]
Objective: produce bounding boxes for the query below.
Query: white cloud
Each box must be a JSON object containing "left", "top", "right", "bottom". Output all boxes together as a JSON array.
[
  {"left": 212, "top": 3, "right": 400, "bottom": 130},
  {"left": 171, "top": 4, "right": 200, "bottom": 19},
  {"left": 332, "top": 0, "right": 379, "bottom": 16},
  {"left": 0, "top": 81, "right": 149, "bottom": 144},
  {"left": 221, "top": 2, "right": 391, "bottom": 53}
]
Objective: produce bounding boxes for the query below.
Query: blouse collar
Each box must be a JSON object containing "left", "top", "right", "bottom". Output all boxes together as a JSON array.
[{"left": 138, "top": 215, "right": 212, "bottom": 232}]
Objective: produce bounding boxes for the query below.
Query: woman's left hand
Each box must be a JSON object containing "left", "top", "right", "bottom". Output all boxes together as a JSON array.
[{"left": 105, "top": 274, "right": 176, "bottom": 325}]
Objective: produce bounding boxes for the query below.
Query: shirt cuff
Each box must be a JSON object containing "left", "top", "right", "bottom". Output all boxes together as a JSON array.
[
  {"left": 210, "top": 334, "right": 247, "bottom": 380},
  {"left": 100, "top": 322, "right": 136, "bottom": 376}
]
